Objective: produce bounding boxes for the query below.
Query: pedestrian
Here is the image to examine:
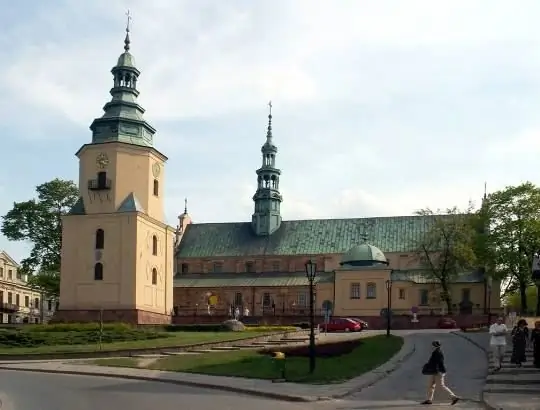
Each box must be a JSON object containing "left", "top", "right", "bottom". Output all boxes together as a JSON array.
[
  {"left": 489, "top": 316, "right": 508, "bottom": 371},
  {"left": 510, "top": 319, "right": 528, "bottom": 367},
  {"left": 421, "top": 340, "right": 460, "bottom": 406},
  {"left": 530, "top": 321, "right": 540, "bottom": 368}
]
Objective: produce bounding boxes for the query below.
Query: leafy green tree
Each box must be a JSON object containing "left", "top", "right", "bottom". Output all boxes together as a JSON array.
[
  {"left": 486, "top": 182, "right": 540, "bottom": 313},
  {"left": 414, "top": 205, "right": 478, "bottom": 314},
  {"left": 1, "top": 178, "right": 79, "bottom": 279},
  {"left": 27, "top": 270, "right": 60, "bottom": 298},
  {"left": 506, "top": 286, "right": 538, "bottom": 314}
]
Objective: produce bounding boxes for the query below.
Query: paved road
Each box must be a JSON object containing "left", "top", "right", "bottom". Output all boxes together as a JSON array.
[
  {"left": 0, "top": 371, "right": 314, "bottom": 410},
  {"left": 329, "top": 332, "right": 489, "bottom": 409}
]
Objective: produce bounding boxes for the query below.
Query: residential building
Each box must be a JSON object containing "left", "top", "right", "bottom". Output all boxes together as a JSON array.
[{"left": 0, "top": 251, "right": 52, "bottom": 323}]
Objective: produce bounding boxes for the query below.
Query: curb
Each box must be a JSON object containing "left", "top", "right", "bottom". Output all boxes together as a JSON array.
[
  {"left": 451, "top": 332, "right": 501, "bottom": 410},
  {"left": 0, "top": 366, "right": 317, "bottom": 403},
  {"left": 334, "top": 336, "right": 416, "bottom": 399}
]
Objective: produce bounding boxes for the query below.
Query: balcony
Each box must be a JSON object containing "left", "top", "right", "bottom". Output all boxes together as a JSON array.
[
  {"left": 88, "top": 178, "right": 112, "bottom": 191},
  {"left": 0, "top": 303, "right": 19, "bottom": 313}
]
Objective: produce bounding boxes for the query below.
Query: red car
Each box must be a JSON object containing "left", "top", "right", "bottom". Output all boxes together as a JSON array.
[
  {"left": 349, "top": 318, "right": 369, "bottom": 329},
  {"left": 324, "top": 318, "right": 362, "bottom": 332}
]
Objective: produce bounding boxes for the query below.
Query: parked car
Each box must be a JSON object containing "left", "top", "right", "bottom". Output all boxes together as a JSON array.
[
  {"left": 349, "top": 318, "right": 369, "bottom": 329},
  {"left": 324, "top": 318, "right": 362, "bottom": 332},
  {"left": 438, "top": 317, "right": 457, "bottom": 329}
]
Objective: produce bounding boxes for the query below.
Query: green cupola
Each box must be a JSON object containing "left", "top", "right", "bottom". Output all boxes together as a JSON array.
[
  {"left": 251, "top": 102, "right": 283, "bottom": 236},
  {"left": 89, "top": 21, "right": 156, "bottom": 147}
]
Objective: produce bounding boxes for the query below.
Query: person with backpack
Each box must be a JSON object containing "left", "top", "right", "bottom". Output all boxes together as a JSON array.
[{"left": 421, "top": 340, "right": 460, "bottom": 405}]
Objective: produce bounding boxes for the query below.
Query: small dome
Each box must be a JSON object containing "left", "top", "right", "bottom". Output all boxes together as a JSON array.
[
  {"left": 340, "top": 243, "right": 388, "bottom": 267},
  {"left": 117, "top": 52, "right": 136, "bottom": 68}
]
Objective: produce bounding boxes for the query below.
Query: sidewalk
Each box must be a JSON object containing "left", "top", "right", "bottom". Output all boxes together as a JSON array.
[
  {"left": 0, "top": 336, "right": 415, "bottom": 402},
  {"left": 483, "top": 345, "right": 540, "bottom": 409}
]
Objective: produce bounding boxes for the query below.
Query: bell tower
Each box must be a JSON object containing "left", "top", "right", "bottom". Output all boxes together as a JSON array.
[
  {"left": 56, "top": 15, "right": 174, "bottom": 324},
  {"left": 252, "top": 102, "right": 283, "bottom": 236}
]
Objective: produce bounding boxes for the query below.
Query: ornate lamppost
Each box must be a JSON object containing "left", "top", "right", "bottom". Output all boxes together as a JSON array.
[
  {"left": 305, "top": 259, "right": 317, "bottom": 373},
  {"left": 385, "top": 279, "right": 393, "bottom": 337}
]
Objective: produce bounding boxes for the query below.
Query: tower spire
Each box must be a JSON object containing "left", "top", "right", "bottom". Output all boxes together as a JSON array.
[
  {"left": 184, "top": 197, "right": 188, "bottom": 214},
  {"left": 124, "top": 10, "right": 132, "bottom": 51},
  {"left": 252, "top": 102, "right": 283, "bottom": 236},
  {"left": 89, "top": 11, "right": 156, "bottom": 148}
]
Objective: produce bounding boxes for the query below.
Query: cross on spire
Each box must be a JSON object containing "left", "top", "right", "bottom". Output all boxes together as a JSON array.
[
  {"left": 268, "top": 101, "right": 272, "bottom": 116},
  {"left": 184, "top": 198, "right": 188, "bottom": 214},
  {"left": 126, "top": 10, "right": 132, "bottom": 32}
]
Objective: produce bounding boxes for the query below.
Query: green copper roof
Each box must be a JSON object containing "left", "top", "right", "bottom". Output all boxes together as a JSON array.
[
  {"left": 176, "top": 215, "right": 439, "bottom": 258},
  {"left": 341, "top": 243, "right": 387, "bottom": 265},
  {"left": 117, "top": 193, "right": 144, "bottom": 213},
  {"left": 67, "top": 197, "right": 86, "bottom": 215},
  {"left": 174, "top": 271, "right": 334, "bottom": 288}
]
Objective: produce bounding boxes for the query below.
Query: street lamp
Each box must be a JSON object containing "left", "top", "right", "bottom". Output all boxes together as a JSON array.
[
  {"left": 305, "top": 259, "right": 317, "bottom": 374},
  {"left": 486, "top": 276, "right": 493, "bottom": 325},
  {"left": 385, "top": 279, "right": 392, "bottom": 337},
  {"left": 532, "top": 252, "right": 540, "bottom": 316}
]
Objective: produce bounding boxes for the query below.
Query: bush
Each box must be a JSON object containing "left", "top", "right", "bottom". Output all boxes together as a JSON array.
[
  {"left": 292, "top": 322, "right": 310, "bottom": 329},
  {"left": 261, "top": 340, "right": 362, "bottom": 358},
  {"left": 164, "top": 324, "right": 227, "bottom": 332},
  {"left": 26, "top": 323, "right": 133, "bottom": 333},
  {"left": 0, "top": 326, "right": 170, "bottom": 348}
]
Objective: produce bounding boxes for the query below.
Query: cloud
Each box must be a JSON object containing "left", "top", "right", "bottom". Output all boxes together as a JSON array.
[{"left": 2, "top": 0, "right": 540, "bottom": 262}]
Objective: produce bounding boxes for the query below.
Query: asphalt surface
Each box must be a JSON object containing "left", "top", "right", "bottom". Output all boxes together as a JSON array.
[
  {"left": 332, "top": 332, "right": 490, "bottom": 409},
  {"left": 0, "top": 371, "right": 314, "bottom": 410}
]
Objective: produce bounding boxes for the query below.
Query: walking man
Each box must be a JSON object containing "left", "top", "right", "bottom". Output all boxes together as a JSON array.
[{"left": 489, "top": 316, "right": 508, "bottom": 371}]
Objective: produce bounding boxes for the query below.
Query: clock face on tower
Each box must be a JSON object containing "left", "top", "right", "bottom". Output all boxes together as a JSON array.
[
  {"left": 152, "top": 162, "right": 161, "bottom": 178},
  {"left": 96, "top": 153, "right": 109, "bottom": 169}
]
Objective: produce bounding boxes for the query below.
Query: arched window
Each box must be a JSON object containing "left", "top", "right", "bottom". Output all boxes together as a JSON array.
[
  {"left": 152, "top": 235, "right": 158, "bottom": 256},
  {"left": 94, "top": 263, "right": 103, "bottom": 281},
  {"left": 152, "top": 268, "right": 158, "bottom": 285},
  {"left": 95, "top": 229, "right": 104, "bottom": 249},
  {"left": 366, "top": 282, "right": 377, "bottom": 299},
  {"left": 153, "top": 179, "right": 159, "bottom": 196}
]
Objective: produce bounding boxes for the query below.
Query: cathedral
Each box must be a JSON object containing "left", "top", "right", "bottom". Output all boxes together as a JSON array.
[{"left": 56, "top": 25, "right": 500, "bottom": 325}]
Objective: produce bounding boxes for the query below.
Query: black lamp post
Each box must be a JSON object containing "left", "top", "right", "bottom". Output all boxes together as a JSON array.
[
  {"left": 305, "top": 259, "right": 317, "bottom": 374},
  {"left": 486, "top": 276, "right": 492, "bottom": 325},
  {"left": 385, "top": 279, "right": 392, "bottom": 337},
  {"left": 533, "top": 252, "right": 540, "bottom": 316}
]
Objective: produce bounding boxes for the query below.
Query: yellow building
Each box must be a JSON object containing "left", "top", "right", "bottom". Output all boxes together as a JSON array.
[
  {"left": 0, "top": 251, "right": 46, "bottom": 324},
  {"left": 55, "top": 26, "right": 174, "bottom": 324},
  {"left": 54, "top": 24, "right": 501, "bottom": 327}
]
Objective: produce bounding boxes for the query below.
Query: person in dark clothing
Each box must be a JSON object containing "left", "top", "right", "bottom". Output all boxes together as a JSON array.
[
  {"left": 421, "top": 340, "right": 460, "bottom": 405},
  {"left": 531, "top": 321, "right": 540, "bottom": 368},
  {"left": 511, "top": 319, "right": 528, "bottom": 367}
]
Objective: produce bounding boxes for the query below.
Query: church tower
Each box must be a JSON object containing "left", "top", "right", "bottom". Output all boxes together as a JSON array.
[
  {"left": 57, "top": 19, "right": 174, "bottom": 324},
  {"left": 252, "top": 102, "right": 283, "bottom": 235}
]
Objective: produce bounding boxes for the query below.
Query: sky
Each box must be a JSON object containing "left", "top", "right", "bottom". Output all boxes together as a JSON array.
[{"left": 1, "top": 0, "right": 540, "bottom": 263}]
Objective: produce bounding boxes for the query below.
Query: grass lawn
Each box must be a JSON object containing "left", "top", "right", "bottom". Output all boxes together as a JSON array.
[
  {"left": 0, "top": 332, "right": 266, "bottom": 355},
  {"left": 93, "top": 334, "right": 404, "bottom": 384}
]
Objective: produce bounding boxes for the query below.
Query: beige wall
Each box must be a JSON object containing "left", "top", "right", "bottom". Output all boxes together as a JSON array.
[
  {"left": 78, "top": 142, "right": 166, "bottom": 222},
  {"left": 0, "top": 252, "right": 44, "bottom": 323},
  {"left": 60, "top": 213, "right": 174, "bottom": 316}
]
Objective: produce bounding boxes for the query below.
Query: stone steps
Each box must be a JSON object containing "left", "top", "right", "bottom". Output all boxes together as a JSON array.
[
  {"left": 210, "top": 346, "right": 241, "bottom": 351},
  {"left": 162, "top": 351, "right": 201, "bottom": 356},
  {"left": 484, "top": 384, "right": 539, "bottom": 394},
  {"left": 486, "top": 374, "right": 540, "bottom": 384}
]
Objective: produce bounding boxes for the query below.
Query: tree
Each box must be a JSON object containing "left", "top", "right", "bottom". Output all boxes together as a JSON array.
[
  {"left": 506, "top": 286, "right": 538, "bottom": 314},
  {"left": 27, "top": 270, "right": 60, "bottom": 298},
  {"left": 414, "top": 205, "right": 478, "bottom": 314},
  {"left": 1, "top": 178, "right": 79, "bottom": 276},
  {"left": 486, "top": 182, "right": 540, "bottom": 313}
]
